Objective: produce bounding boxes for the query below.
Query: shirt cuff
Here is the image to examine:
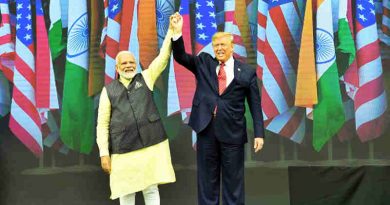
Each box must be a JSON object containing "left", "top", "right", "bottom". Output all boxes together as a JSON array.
[
  {"left": 172, "top": 33, "right": 182, "bottom": 41},
  {"left": 99, "top": 149, "right": 110, "bottom": 157}
]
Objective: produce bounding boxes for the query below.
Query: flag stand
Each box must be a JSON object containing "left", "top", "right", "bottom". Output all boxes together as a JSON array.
[
  {"left": 289, "top": 140, "right": 305, "bottom": 166},
  {"left": 21, "top": 149, "right": 62, "bottom": 175},
  {"left": 323, "top": 138, "right": 344, "bottom": 166},
  {"left": 367, "top": 141, "right": 387, "bottom": 165},
  {"left": 264, "top": 137, "right": 289, "bottom": 168},
  {"left": 64, "top": 154, "right": 100, "bottom": 173}
]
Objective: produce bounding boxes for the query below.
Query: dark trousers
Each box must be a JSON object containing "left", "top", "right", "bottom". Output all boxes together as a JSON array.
[{"left": 197, "top": 118, "right": 245, "bottom": 205}]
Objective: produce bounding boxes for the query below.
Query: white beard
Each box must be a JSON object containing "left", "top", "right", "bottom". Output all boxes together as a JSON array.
[{"left": 118, "top": 70, "right": 136, "bottom": 80}]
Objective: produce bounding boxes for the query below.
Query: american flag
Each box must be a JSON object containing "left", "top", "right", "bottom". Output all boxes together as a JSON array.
[
  {"left": 258, "top": 0, "right": 306, "bottom": 143},
  {"left": 0, "top": 0, "right": 15, "bottom": 82},
  {"left": 36, "top": 0, "right": 65, "bottom": 153},
  {"left": 224, "top": 0, "right": 247, "bottom": 62},
  {"left": 118, "top": 0, "right": 134, "bottom": 51},
  {"left": 35, "top": 0, "right": 59, "bottom": 109},
  {"left": 9, "top": 0, "right": 43, "bottom": 156},
  {"left": 104, "top": 0, "right": 122, "bottom": 84},
  {"left": 195, "top": 0, "right": 217, "bottom": 54},
  {"left": 354, "top": 0, "right": 387, "bottom": 141}
]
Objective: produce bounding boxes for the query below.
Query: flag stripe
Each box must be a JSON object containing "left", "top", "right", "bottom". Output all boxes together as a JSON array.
[
  {"left": 118, "top": 0, "right": 134, "bottom": 51},
  {"left": 36, "top": 0, "right": 59, "bottom": 109},
  {"left": 270, "top": 6, "right": 299, "bottom": 72},
  {"left": 263, "top": 40, "right": 294, "bottom": 111},
  {"left": 104, "top": 0, "right": 122, "bottom": 84},
  {"left": 9, "top": 115, "right": 42, "bottom": 156},
  {"left": 356, "top": 25, "right": 379, "bottom": 49},
  {"left": 355, "top": 91, "right": 386, "bottom": 128},
  {"left": 357, "top": 56, "right": 382, "bottom": 86},
  {"left": 356, "top": 112, "right": 386, "bottom": 142},
  {"left": 354, "top": 75, "right": 384, "bottom": 108},
  {"left": 261, "top": 83, "right": 280, "bottom": 120},
  {"left": 12, "top": 88, "right": 41, "bottom": 127}
]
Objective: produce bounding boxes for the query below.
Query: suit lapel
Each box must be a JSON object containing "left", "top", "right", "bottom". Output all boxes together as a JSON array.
[{"left": 210, "top": 59, "right": 219, "bottom": 93}]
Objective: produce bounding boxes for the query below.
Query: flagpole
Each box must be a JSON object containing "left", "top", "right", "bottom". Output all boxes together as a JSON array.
[
  {"left": 79, "top": 153, "right": 85, "bottom": 166},
  {"left": 293, "top": 143, "right": 298, "bottom": 161},
  {"left": 245, "top": 130, "right": 263, "bottom": 167},
  {"left": 279, "top": 137, "right": 285, "bottom": 162},
  {"left": 347, "top": 140, "right": 353, "bottom": 161},
  {"left": 369, "top": 141, "right": 374, "bottom": 160},
  {"left": 39, "top": 155, "right": 44, "bottom": 168},
  {"left": 245, "top": 136, "right": 253, "bottom": 162},
  {"left": 51, "top": 149, "right": 56, "bottom": 168},
  {"left": 327, "top": 138, "right": 333, "bottom": 161}
]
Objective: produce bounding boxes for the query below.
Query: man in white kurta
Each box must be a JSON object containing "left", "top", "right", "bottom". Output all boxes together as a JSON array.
[{"left": 96, "top": 25, "right": 176, "bottom": 204}]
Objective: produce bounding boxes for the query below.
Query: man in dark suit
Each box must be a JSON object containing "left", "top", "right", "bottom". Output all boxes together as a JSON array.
[{"left": 171, "top": 13, "right": 265, "bottom": 205}]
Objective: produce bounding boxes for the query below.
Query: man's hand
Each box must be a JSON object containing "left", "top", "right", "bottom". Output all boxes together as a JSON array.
[
  {"left": 100, "top": 156, "right": 111, "bottom": 174},
  {"left": 254, "top": 138, "right": 264, "bottom": 153},
  {"left": 170, "top": 12, "right": 183, "bottom": 34}
]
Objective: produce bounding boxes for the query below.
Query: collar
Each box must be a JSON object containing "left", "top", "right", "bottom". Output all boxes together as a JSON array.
[{"left": 219, "top": 55, "right": 234, "bottom": 67}]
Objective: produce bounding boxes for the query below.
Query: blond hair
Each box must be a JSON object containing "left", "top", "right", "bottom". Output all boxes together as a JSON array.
[{"left": 212, "top": 32, "right": 233, "bottom": 44}]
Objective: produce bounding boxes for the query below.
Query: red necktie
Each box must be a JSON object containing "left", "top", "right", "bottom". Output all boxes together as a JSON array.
[{"left": 218, "top": 63, "right": 226, "bottom": 95}]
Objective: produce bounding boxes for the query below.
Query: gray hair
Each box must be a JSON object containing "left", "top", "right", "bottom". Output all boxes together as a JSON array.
[{"left": 115, "top": 51, "right": 135, "bottom": 65}]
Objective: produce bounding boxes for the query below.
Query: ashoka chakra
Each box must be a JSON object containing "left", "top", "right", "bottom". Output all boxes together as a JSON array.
[{"left": 67, "top": 13, "right": 89, "bottom": 58}]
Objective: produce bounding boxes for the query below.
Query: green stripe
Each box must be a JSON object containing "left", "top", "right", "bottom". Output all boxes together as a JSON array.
[
  {"left": 60, "top": 61, "right": 94, "bottom": 154},
  {"left": 336, "top": 18, "right": 356, "bottom": 76},
  {"left": 49, "top": 20, "right": 66, "bottom": 60},
  {"left": 313, "top": 62, "right": 345, "bottom": 151}
]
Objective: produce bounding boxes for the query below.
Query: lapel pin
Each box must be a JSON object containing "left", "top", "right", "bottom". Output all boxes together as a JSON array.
[{"left": 238, "top": 68, "right": 241, "bottom": 72}]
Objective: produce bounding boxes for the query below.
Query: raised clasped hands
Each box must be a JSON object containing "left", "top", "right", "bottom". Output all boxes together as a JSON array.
[{"left": 169, "top": 12, "right": 183, "bottom": 34}]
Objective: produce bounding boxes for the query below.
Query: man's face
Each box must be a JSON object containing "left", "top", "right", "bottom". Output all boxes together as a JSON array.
[
  {"left": 212, "top": 36, "right": 234, "bottom": 63},
  {"left": 116, "top": 53, "right": 137, "bottom": 79}
]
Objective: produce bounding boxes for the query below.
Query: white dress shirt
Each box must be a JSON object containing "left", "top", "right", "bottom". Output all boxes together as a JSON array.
[{"left": 217, "top": 56, "right": 234, "bottom": 87}]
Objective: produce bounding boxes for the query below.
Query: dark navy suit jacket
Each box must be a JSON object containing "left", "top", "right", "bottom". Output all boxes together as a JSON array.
[{"left": 172, "top": 36, "right": 265, "bottom": 144}]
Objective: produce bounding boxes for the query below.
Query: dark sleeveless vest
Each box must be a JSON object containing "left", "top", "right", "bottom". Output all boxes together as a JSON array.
[{"left": 105, "top": 73, "right": 167, "bottom": 154}]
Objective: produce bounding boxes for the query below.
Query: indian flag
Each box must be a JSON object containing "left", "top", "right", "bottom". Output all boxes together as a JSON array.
[
  {"left": 60, "top": 0, "right": 94, "bottom": 154},
  {"left": 312, "top": 0, "right": 345, "bottom": 151},
  {"left": 48, "top": 0, "right": 65, "bottom": 60}
]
